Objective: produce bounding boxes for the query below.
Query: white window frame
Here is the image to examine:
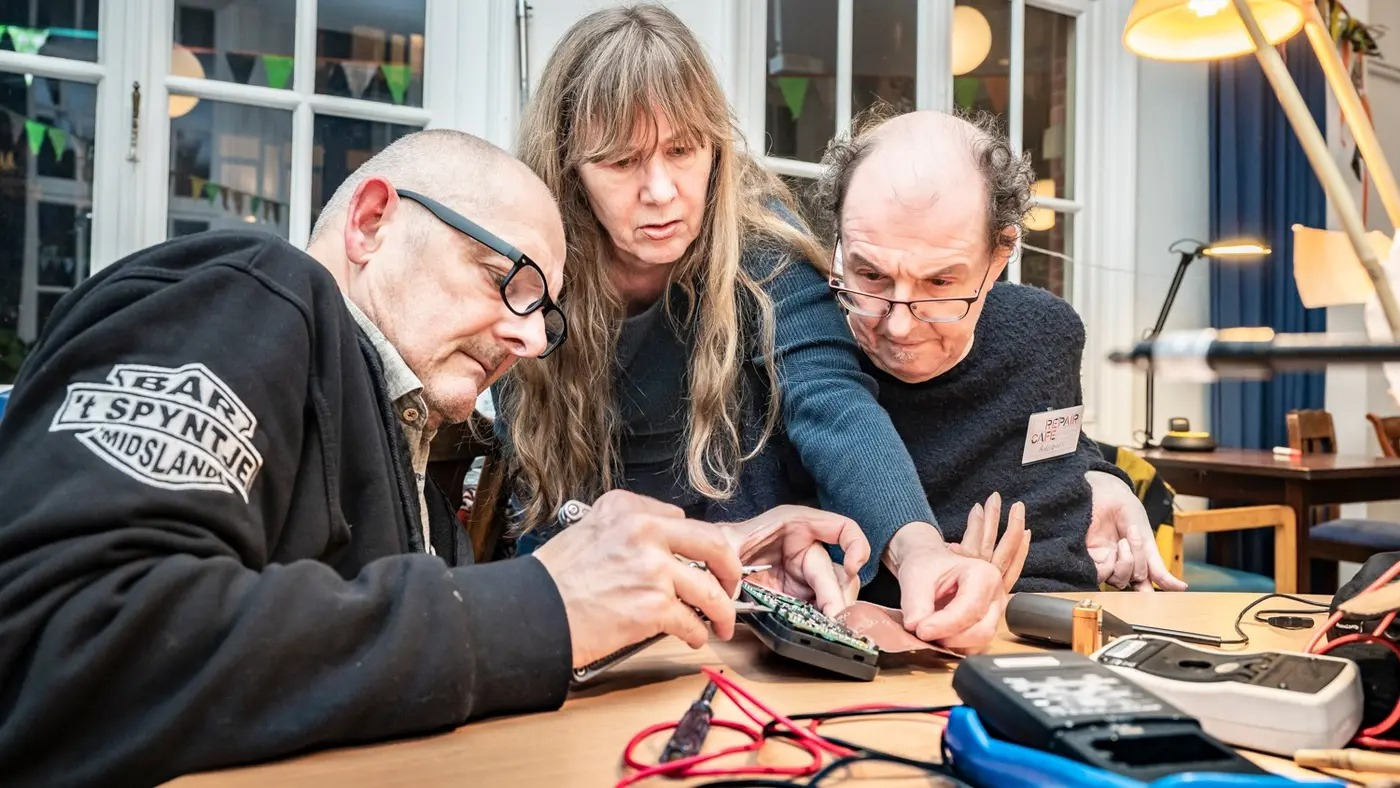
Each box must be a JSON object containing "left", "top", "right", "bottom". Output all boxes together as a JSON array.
[{"left": 739, "top": 0, "right": 1140, "bottom": 441}]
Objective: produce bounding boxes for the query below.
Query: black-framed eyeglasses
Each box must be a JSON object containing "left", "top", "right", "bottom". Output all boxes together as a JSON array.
[
  {"left": 396, "top": 188, "right": 567, "bottom": 358},
  {"left": 828, "top": 240, "right": 992, "bottom": 324}
]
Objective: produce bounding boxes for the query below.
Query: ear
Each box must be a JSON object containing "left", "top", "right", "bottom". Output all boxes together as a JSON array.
[
  {"left": 342, "top": 176, "right": 401, "bottom": 268},
  {"left": 989, "top": 228, "right": 1018, "bottom": 281}
]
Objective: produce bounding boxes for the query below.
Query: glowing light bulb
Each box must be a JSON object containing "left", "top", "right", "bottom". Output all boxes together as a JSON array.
[{"left": 1188, "top": 0, "right": 1228, "bottom": 17}]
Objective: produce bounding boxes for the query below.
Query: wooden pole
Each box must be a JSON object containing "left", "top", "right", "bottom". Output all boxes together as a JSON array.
[
  {"left": 1231, "top": 0, "right": 1400, "bottom": 336},
  {"left": 1299, "top": 2, "right": 1400, "bottom": 231}
]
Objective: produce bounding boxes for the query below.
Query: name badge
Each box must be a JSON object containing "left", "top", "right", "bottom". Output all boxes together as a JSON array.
[{"left": 1022, "top": 405, "right": 1084, "bottom": 465}]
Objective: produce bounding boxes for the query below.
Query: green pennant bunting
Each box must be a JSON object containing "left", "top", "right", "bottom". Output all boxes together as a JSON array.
[
  {"left": 250, "top": 196, "right": 262, "bottom": 215},
  {"left": 775, "top": 77, "right": 809, "bottom": 122},
  {"left": 189, "top": 175, "right": 206, "bottom": 198},
  {"left": 379, "top": 64, "right": 411, "bottom": 105},
  {"left": 953, "top": 77, "right": 980, "bottom": 110},
  {"left": 0, "top": 27, "right": 7, "bottom": 46},
  {"left": 23, "top": 119, "right": 46, "bottom": 156},
  {"left": 7, "top": 26, "right": 50, "bottom": 56},
  {"left": 203, "top": 181, "right": 220, "bottom": 203},
  {"left": 47, "top": 127, "right": 67, "bottom": 159},
  {"left": 261, "top": 54, "right": 294, "bottom": 90}
]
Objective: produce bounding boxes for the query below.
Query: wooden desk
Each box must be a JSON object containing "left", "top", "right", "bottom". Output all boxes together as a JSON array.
[
  {"left": 171, "top": 593, "right": 1352, "bottom": 787},
  {"left": 1141, "top": 448, "right": 1400, "bottom": 592}
]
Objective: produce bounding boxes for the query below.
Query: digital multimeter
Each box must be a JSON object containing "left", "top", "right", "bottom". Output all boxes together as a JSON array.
[
  {"left": 952, "top": 651, "right": 1265, "bottom": 782},
  {"left": 1092, "top": 636, "right": 1363, "bottom": 756}
]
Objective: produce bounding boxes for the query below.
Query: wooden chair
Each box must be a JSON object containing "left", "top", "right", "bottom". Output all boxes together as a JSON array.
[
  {"left": 1100, "top": 443, "right": 1295, "bottom": 592},
  {"left": 1164, "top": 506, "right": 1297, "bottom": 594},
  {"left": 1286, "top": 408, "right": 1400, "bottom": 590},
  {"left": 426, "top": 411, "right": 510, "bottom": 563},
  {"left": 1367, "top": 412, "right": 1400, "bottom": 458}
]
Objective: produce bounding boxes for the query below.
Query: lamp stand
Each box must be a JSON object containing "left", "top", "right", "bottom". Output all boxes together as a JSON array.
[
  {"left": 1231, "top": 0, "right": 1400, "bottom": 337},
  {"left": 1142, "top": 249, "right": 1198, "bottom": 449}
]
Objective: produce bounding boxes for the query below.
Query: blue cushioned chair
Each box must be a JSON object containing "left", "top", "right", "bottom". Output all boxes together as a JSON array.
[{"left": 1287, "top": 409, "right": 1400, "bottom": 591}]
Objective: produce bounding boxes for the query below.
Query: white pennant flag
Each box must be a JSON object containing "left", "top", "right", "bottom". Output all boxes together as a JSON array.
[{"left": 340, "top": 61, "right": 378, "bottom": 99}]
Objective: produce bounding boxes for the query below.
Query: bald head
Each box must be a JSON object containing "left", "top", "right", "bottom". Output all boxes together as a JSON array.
[
  {"left": 310, "top": 128, "right": 561, "bottom": 252},
  {"left": 307, "top": 128, "right": 567, "bottom": 427},
  {"left": 813, "top": 108, "right": 1031, "bottom": 258}
]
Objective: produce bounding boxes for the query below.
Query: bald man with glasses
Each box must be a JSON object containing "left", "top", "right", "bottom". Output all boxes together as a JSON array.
[
  {"left": 0, "top": 130, "right": 863, "bottom": 785},
  {"left": 812, "top": 109, "right": 1188, "bottom": 597}
]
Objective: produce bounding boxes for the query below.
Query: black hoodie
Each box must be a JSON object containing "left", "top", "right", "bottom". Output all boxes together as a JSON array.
[{"left": 0, "top": 230, "right": 571, "bottom": 786}]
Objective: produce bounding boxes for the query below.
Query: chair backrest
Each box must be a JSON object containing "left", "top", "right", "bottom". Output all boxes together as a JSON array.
[
  {"left": 1367, "top": 413, "right": 1400, "bottom": 458},
  {"left": 1286, "top": 409, "right": 1337, "bottom": 454},
  {"left": 1286, "top": 409, "right": 1341, "bottom": 522}
]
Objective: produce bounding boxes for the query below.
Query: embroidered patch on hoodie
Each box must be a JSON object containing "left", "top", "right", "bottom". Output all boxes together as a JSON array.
[{"left": 50, "top": 363, "right": 264, "bottom": 501}]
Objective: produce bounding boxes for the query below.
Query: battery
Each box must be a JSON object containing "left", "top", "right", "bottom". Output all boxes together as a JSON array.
[{"left": 1071, "top": 600, "right": 1103, "bottom": 655}]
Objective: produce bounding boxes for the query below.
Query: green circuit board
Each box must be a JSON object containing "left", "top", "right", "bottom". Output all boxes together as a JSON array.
[{"left": 741, "top": 581, "right": 878, "bottom": 657}]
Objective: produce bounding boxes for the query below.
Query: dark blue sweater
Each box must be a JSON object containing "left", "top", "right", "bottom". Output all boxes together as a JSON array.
[{"left": 868, "top": 283, "right": 1121, "bottom": 591}]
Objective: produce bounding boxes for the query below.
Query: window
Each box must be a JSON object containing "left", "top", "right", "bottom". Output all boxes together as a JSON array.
[
  {"left": 756, "top": 0, "right": 1084, "bottom": 301},
  {"left": 161, "top": 0, "right": 426, "bottom": 247},
  {"left": 0, "top": 3, "right": 103, "bottom": 383},
  {"left": 0, "top": 0, "right": 441, "bottom": 380}
]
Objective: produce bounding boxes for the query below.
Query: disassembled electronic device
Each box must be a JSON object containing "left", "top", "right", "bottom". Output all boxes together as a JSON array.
[
  {"left": 1092, "top": 636, "right": 1362, "bottom": 755},
  {"left": 738, "top": 581, "right": 881, "bottom": 681},
  {"left": 952, "top": 651, "right": 1266, "bottom": 782}
]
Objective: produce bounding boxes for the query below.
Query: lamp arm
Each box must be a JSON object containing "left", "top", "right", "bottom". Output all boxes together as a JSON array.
[
  {"left": 1231, "top": 0, "right": 1400, "bottom": 338},
  {"left": 1142, "top": 251, "right": 1195, "bottom": 448},
  {"left": 1150, "top": 251, "right": 1197, "bottom": 339},
  {"left": 1299, "top": 3, "right": 1400, "bottom": 231}
]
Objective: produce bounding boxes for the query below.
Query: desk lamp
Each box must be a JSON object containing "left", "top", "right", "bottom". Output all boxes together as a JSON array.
[
  {"left": 1142, "top": 239, "right": 1269, "bottom": 449},
  {"left": 1123, "top": 0, "right": 1400, "bottom": 338}
]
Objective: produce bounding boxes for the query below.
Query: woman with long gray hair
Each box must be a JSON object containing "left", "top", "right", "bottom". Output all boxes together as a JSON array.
[{"left": 495, "top": 3, "right": 1007, "bottom": 647}]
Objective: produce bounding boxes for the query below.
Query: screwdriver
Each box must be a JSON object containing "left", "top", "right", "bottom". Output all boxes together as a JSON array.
[{"left": 660, "top": 680, "right": 718, "bottom": 762}]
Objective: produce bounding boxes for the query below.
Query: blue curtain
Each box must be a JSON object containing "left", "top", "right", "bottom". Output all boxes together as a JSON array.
[{"left": 1208, "top": 37, "right": 1328, "bottom": 575}]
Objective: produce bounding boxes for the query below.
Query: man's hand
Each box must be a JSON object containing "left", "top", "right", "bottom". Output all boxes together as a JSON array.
[
  {"left": 884, "top": 522, "right": 1007, "bottom": 652},
  {"left": 1084, "top": 470, "right": 1188, "bottom": 592},
  {"left": 726, "top": 505, "right": 871, "bottom": 617},
  {"left": 531, "top": 490, "right": 743, "bottom": 668},
  {"left": 946, "top": 491, "right": 1031, "bottom": 592}
]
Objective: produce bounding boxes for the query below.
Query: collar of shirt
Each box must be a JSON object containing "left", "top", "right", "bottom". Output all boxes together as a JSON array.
[{"left": 343, "top": 296, "right": 437, "bottom": 552}]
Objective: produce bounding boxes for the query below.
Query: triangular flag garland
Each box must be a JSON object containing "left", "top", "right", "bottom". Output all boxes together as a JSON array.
[
  {"left": 23, "top": 120, "right": 46, "bottom": 156},
  {"left": 774, "top": 77, "right": 809, "bottom": 122},
  {"left": 2, "top": 107, "right": 89, "bottom": 162},
  {"left": 46, "top": 127, "right": 67, "bottom": 158},
  {"left": 6, "top": 26, "right": 50, "bottom": 56},
  {"left": 177, "top": 172, "right": 285, "bottom": 224},
  {"left": 341, "top": 62, "right": 378, "bottom": 100},
  {"left": 261, "top": 54, "right": 293, "bottom": 89},
  {"left": 379, "top": 64, "right": 411, "bottom": 105}
]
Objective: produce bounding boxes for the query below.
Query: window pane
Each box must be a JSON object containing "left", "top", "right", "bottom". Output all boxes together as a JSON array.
[
  {"left": 316, "top": 0, "right": 425, "bottom": 107},
  {"left": 0, "top": 74, "right": 97, "bottom": 383},
  {"left": 172, "top": 2, "right": 296, "bottom": 90},
  {"left": 310, "top": 115, "right": 418, "bottom": 228},
  {"left": 852, "top": 0, "right": 916, "bottom": 118},
  {"left": 1021, "top": 212, "right": 1071, "bottom": 298},
  {"left": 951, "top": 1, "right": 1009, "bottom": 119},
  {"left": 765, "top": 0, "right": 837, "bottom": 163},
  {"left": 168, "top": 100, "right": 292, "bottom": 240},
  {"left": 1023, "top": 6, "right": 1075, "bottom": 202},
  {"left": 0, "top": 1, "right": 100, "bottom": 62}
]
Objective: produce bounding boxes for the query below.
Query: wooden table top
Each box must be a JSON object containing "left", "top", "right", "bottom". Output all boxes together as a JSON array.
[
  {"left": 1140, "top": 447, "right": 1400, "bottom": 479},
  {"left": 172, "top": 592, "right": 1366, "bottom": 787}
]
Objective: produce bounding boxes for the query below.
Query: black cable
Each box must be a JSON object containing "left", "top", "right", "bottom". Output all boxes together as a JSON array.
[
  {"left": 1218, "top": 593, "right": 1332, "bottom": 646},
  {"left": 696, "top": 707, "right": 968, "bottom": 788}
]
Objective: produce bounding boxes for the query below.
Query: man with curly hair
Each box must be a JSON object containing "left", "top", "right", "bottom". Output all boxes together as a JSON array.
[{"left": 812, "top": 109, "right": 1188, "bottom": 593}]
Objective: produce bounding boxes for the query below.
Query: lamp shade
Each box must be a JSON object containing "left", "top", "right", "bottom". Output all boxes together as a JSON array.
[
  {"left": 1123, "top": 0, "right": 1304, "bottom": 61},
  {"left": 951, "top": 5, "right": 993, "bottom": 76}
]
